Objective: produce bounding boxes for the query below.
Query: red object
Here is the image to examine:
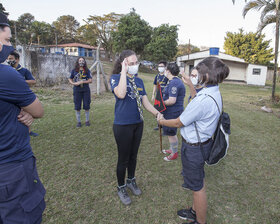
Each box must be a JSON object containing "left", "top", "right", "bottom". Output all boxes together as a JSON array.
[{"left": 154, "top": 83, "right": 166, "bottom": 112}]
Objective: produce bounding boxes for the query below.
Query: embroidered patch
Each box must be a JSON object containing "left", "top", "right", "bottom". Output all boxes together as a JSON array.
[
  {"left": 111, "top": 79, "right": 116, "bottom": 86},
  {"left": 171, "top": 86, "right": 177, "bottom": 94}
]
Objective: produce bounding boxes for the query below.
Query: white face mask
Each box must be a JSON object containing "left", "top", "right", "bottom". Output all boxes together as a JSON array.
[
  {"left": 190, "top": 76, "right": 199, "bottom": 86},
  {"left": 158, "top": 67, "right": 165, "bottom": 73},
  {"left": 127, "top": 64, "right": 139, "bottom": 75}
]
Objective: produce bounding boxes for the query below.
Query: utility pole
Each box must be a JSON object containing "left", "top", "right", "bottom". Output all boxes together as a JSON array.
[{"left": 188, "top": 38, "right": 190, "bottom": 60}]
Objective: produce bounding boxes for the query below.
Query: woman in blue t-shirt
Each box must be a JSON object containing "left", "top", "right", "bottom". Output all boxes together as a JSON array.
[
  {"left": 161, "top": 63, "right": 186, "bottom": 161},
  {"left": 68, "top": 57, "right": 92, "bottom": 127},
  {"left": 110, "top": 50, "right": 160, "bottom": 205}
]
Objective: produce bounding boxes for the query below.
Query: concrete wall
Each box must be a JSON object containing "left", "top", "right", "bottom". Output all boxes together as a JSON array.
[
  {"left": 224, "top": 61, "right": 247, "bottom": 81},
  {"left": 246, "top": 64, "right": 267, "bottom": 86},
  {"left": 20, "top": 49, "right": 94, "bottom": 86}
]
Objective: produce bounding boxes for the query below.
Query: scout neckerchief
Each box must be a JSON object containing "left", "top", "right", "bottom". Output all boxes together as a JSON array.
[
  {"left": 16, "top": 64, "right": 23, "bottom": 71},
  {"left": 78, "top": 69, "right": 84, "bottom": 88},
  {"left": 128, "top": 75, "right": 144, "bottom": 121}
]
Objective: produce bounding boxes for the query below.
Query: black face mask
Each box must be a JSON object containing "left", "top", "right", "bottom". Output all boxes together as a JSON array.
[
  {"left": 79, "top": 62, "right": 85, "bottom": 67},
  {"left": 0, "top": 45, "right": 14, "bottom": 63},
  {"left": 7, "top": 60, "right": 16, "bottom": 67}
]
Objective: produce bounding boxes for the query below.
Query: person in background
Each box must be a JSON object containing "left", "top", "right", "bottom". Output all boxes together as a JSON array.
[
  {"left": 161, "top": 62, "right": 186, "bottom": 161},
  {"left": 151, "top": 61, "right": 169, "bottom": 130},
  {"left": 7, "top": 50, "right": 39, "bottom": 137},
  {"left": 158, "top": 57, "right": 229, "bottom": 224},
  {"left": 110, "top": 49, "right": 161, "bottom": 205},
  {"left": 68, "top": 57, "right": 92, "bottom": 127},
  {"left": 0, "top": 12, "right": 46, "bottom": 224}
]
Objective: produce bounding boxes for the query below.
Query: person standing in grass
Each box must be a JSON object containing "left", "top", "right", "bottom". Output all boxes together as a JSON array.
[
  {"left": 157, "top": 57, "right": 229, "bottom": 224},
  {"left": 161, "top": 62, "right": 186, "bottom": 161},
  {"left": 0, "top": 13, "right": 46, "bottom": 223},
  {"left": 7, "top": 50, "right": 39, "bottom": 137},
  {"left": 68, "top": 57, "right": 92, "bottom": 128},
  {"left": 110, "top": 49, "right": 161, "bottom": 205},
  {"left": 151, "top": 61, "right": 168, "bottom": 130}
]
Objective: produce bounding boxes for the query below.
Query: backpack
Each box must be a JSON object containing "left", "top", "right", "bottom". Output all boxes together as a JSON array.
[{"left": 194, "top": 95, "right": 231, "bottom": 165}]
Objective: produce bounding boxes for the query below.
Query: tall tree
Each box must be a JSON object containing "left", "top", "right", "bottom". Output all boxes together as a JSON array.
[
  {"left": 0, "top": 3, "right": 9, "bottom": 16},
  {"left": 224, "top": 29, "right": 274, "bottom": 65},
  {"left": 85, "top": 12, "right": 121, "bottom": 59},
  {"left": 31, "top": 21, "right": 54, "bottom": 45},
  {"left": 76, "top": 24, "right": 98, "bottom": 46},
  {"left": 16, "top": 13, "right": 35, "bottom": 45},
  {"left": 143, "top": 24, "right": 178, "bottom": 62},
  {"left": 52, "top": 15, "right": 80, "bottom": 44},
  {"left": 176, "top": 43, "right": 200, "bottom": 57},
  {"left": 113, "top": 11, "right": 152, "bottom": 55}
]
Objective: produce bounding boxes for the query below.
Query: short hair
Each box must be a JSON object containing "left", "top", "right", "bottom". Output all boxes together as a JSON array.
[
  {"left": 158, "top": 61, "right": 167, "bottom": 66},
  {"left": 166, "top": 62, "right": 180, "bottom": 76},
  {"left": 9, "top": 51, "right": 20, "bottom": 60},
  {"left": 112, "top": 50, "right": 136, "bottom": 74},
  {"left": 195, "top": 57, "right": 229, "bottom": 85}
]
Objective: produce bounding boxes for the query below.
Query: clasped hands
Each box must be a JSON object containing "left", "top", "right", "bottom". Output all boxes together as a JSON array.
[
  {"left": 17, "top": 109, "right": 34, "bottom": 127},
  {"left": 156, "top": 113, "right": 165, "bottom": 125}
]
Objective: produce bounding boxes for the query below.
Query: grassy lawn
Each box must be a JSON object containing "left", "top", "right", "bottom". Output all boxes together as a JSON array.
[{"left": 30, "top": 72, "right": 280, "bottom": 224}]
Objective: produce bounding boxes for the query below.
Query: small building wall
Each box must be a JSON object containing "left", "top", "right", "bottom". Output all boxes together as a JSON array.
[
  {"left": 246, "top": 64, "right": 267, "bottom": 86},
  {"left": 224, "top": 61, "right": 247, "bottom": 81}
]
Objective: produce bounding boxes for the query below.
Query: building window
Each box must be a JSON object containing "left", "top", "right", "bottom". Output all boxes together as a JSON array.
[
  {"left": 252, "top": 68, "right": 261, "bottom": 75},
  {"left": 70, "top": 49, "right": 73, "bottom": 52},
  {"left": 74, "top": 49, "right": 77, "bottom": 52}
]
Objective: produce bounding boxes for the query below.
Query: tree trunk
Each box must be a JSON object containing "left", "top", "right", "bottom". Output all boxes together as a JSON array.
[{"left": 272, "top": 1, "right": 280, "bottom": 101}]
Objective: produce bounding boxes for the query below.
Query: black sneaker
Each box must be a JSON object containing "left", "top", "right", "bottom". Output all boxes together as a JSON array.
[
  {"left": 85, "top": 121, "right": 90, "bottom": 126},
  {"left": 153, "top": 127, "right": 159, "bottom": 130},
  {"left": 127, "top": 178, "right": 142, "bottom": 195},
  {"left": 76, "top": 122, "right": 82, "bottom": 128},
  {"left": 183, "top": 221, "right": 206, "bottom": 224},
  {"left": 177, "top": 207, "right": 196, "bottom": 221},
  {"left": 117, "top": 185, "right": 131, "bottom": 205}
]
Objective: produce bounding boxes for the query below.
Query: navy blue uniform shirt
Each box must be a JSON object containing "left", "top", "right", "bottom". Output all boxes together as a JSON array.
[
  {"left": 153, "top": 73, "right": 169, "bottom": 92},
  {"left": 110, "top": 74, "right": 146, "bottom": 125},
  {"left": 69, "top": 69, "right": 92, "bottom": 92},
  {"left": 0, "top": 64, "right": 36, "bottom": 164},
  {"left": 16, "top": 64, "right": 35, "bottom": 80}
]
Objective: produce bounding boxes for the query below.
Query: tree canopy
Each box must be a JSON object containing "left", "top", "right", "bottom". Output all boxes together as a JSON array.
[{"left": 224, "top": 29, "right": 274, "bottom": 65}]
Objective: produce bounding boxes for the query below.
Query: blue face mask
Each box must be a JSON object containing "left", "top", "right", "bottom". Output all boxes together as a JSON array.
[{"left": 0, "top": 45, "right": 14, "bottom": 63}]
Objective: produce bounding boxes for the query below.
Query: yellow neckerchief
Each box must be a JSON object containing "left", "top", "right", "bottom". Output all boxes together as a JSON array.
[{"left": 79, "top": 69, "right": 84, "bottom": 80}]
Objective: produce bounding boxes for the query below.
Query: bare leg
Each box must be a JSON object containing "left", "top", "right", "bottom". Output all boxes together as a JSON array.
[{"left": 192, "top": 183, "right": 207, "bottom": 224}]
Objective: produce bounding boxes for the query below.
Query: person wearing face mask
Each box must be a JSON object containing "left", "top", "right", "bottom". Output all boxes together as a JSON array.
[
  {"left": 110, "top": 50, "right": 161, "bottom": 205},
  {"left": 161, "top": 62, "right": 186, "bottom": 161},
  {"left": 68, "top": 57, "right": 92, "bottom": 127},
  {"left": 7, "top": 51, "right": 39, "bottom": 137},
  {"left": 151, "top": 61, "right": 169, "bottom": 130},
  {"left": 0, "top": 13, "right": 46, "bottom": 223}
]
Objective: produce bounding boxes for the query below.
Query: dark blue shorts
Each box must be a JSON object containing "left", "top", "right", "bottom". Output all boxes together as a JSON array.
[
  {"left": 181, "top": 139, "right": 213, "bottom": 191},
  {"left": 163, "top": 111, "right": 183, "bottom": 136},
  {"left": 0, "top": 156, "right": 46, "bottom": 224},
  {"left": 73, "top": 88, "right": 91, "bottom": 110}
]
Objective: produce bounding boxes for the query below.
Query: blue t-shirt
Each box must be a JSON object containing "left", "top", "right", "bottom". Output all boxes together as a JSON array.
[
  {"left": 0, "top": 64, "right": 36, "bottom": 164},
  {"left": 110, "top": 74, "right": 147, "bottom": 125},
  {"left": 16, "top": 64, "right": 35, "bottom": 80},
  {"left": 153, "top": 73, "right": 168, "bottom": 92},
  {"left": 163, "top": 77, "right": 186, "bottom": 114},
  {"left": 69, "top": 69, "right": 92, "bottom": 91}
]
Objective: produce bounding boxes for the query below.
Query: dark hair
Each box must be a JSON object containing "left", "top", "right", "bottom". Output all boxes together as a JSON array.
[
  {"left": 195, "top": 57, "right": 229, "bottom": 85},
  {"left": 112, "top": 50, "right": 136, "bottom": 74},
  {"left": 9, "top": 51, "right": 20, "bottom": 60},
  {"left": 166, "top": 62, "right": 180, "bottom": 76},
  {"left": 158, "top": 61, "right": 167, "bottom": 66},
  {"left": 74, "top": 57, "right": 89, "bottom": 73}
]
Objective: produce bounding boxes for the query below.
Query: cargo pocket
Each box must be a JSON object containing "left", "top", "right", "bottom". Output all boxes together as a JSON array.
[{"left": 0, "top": 165, "right": 29, "bottom": 202}]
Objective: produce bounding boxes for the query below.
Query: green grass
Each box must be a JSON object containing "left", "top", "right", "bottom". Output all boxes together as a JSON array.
[{"left": 30, "top": 73, "right": 280, "bottom": 224}]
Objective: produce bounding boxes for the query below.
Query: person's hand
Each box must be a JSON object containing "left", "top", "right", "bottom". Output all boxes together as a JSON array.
[
  {"left": 18, "top": 110, "right": 34, "bottom": 127},
  {"left": 157, "top": 113, "right": 165, "bottom": 125},
  {"left": 151, "top": 95, "right": 155, "bottom": 102},
  {"left": 74, "top": 81, "right": 81, "bottom": 86},
  {"left": 182, "top": 75, "right": 193, "bottom": 87},
  {"left": 121, "top": 58, "right": 128, "bottom": 75}
]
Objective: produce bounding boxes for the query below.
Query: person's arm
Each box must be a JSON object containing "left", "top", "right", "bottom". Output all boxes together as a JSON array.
[
  {"left": 158, "top": 116, "right": 183, "bottom": 128},
  {"left": 113, "top": 59, "right": 128, "bottom": 99},
  {"left": 151, "top": 85, "right": 157, "bottom": 101},
  {"left": 164, "top": 96, "right": 176, "bottom": 106},
  {"left": 68, "top": 78, "right": 80, "bottom": 86},
  {"left": 21, "top": 97, "right": 44, "bottom": 118},
  {"left": 26, "top": 79, "right": 36, "bottom": 86},
  {"left": 142, "top": 95, "right": 159, "bottom": 116},
  {"left": 81, "top": 78, "right": 92, "bottom": 84},
  {"left": 18, "top": 110, "right": 34, "bottom": 127}
]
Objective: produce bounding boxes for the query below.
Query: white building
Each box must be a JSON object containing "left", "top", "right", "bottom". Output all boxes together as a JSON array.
[{"left": 177, "top": 48, "right": 268, "bottom": 86}]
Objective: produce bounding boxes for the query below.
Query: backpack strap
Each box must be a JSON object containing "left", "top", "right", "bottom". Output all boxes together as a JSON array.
[{"left": 206, "top": 94, "right": 222, "bottom": 115}]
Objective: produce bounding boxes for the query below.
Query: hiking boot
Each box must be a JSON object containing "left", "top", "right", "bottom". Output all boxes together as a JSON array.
[
  {"left": 162, "top": 149, "right": 172, "bottom": 154},
  {"left": 126, "top": 178, "right": 142, "bottom": 196},
  {"left": 177, "top": 207, "right": 196, "bottom": 221},
  {"left": 117, "top": 185, "right": 131, "bottom": 205},
  {"left": 85, "top": 121, "right": 90, "bottom": 126},
  {"left": 183, "top": 221, "right": 207, "bottom": 224},
  {"left": 76, "top": 122, "right": 82, "bottom": 128},
  {"left": 164, "top": 152, "right": 178, "bottom": 161}
]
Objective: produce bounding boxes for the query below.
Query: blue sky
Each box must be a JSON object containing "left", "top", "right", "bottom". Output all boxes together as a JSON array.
[{"left": 2, "top": 0, "right": 276, "bottom": 51}]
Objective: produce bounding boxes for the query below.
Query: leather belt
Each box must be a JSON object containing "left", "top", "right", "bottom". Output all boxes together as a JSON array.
[{"left": 182, "top": 137, "right": 211, "bottom": 146}]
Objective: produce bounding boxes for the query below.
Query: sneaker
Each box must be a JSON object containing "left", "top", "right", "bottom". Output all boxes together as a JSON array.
[
  {"left": 183, "top": 221, "right": 206, "bottom": 224},
  {"left": 76, "top": 122, "right": 82, "bottom": 128},
  {"left": 117, "top": 185, "right": 131, "bottom": 205},
  {"left": 85, "top": 121, "right": 90, "bottom": 126},
  {"left": 177, "top": 207, "right": 196, "bottom": 221},
  {"left": 162, "top": 149, "right": 172, "bottom": 154},
  {"left": 164, "top": 152, "right": 178, "bottom": 161},
  {"left": 153, "top": 127, "right": 159, "bottom": 130},
  {"left": 29, "top": 131, "right": 39, "bottom": 137},
  {"left": 127, "top": 178, "right": 142, "bottom": 196}
]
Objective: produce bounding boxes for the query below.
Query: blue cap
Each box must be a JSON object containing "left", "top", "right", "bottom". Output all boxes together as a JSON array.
[{"left": 0, "top": 12, "right": 9, "bottom": 27}]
